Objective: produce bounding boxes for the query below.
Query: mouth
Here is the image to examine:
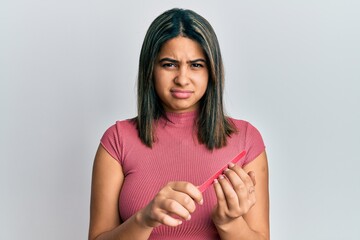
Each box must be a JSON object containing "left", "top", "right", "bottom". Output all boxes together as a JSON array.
[{"left": 170, "top": 89, "right": 194, "bottom": 99}]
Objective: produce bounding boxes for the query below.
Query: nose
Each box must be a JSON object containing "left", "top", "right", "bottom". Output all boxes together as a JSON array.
[{"left": 174, "top": 65, "right": 190, "bottom": 86}]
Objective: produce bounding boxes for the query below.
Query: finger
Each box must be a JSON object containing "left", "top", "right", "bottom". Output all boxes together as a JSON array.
[
  {"left": 223, "top": 167, "right": 249, "bottom": 191},
  {"left": 160, "top": 198, "right": 192, "bottom": 221},
  {"left": 223, "top": 167, "right": 251, "bottom": 204},
  {"left": 168, "top": 191, "right": 197, "bottom": 214},
  {"left": 171, "top": 181, "right": 203, "bottom": 205},
  {"left": 156, "top": 210, "right": 183, "bottom": 227},
  {"left": 225, "top": 167, "right": 256, "bottom": 207},
  {"left": 248, "top": 171, "right": 256, "bottom": 186},
  {"left": 227, "top": 166, "right": 256, "bottom": 200},
  {"left": 228, "top": 163, "right": 254, "bottom": 188},
  {"left": 213, "top": 178, "right": 228, "bottom": 210},
  {"left": 217, "top": 174, "right": 240, "bottom": 210},
  {"left": 222, "top": 168, "right": 256, "bottom": 216},
  {"left": 223, "top": 167, "right": 244, "bottom": 189}
]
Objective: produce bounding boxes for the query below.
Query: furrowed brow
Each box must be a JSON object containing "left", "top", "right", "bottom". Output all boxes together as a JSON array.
[
  {"left": 188, "top": 59, "right": 206, "bottom": 64},
  {"left": 158, "top": 58, "right": 179, "bottom": 63},
  {"left": 158, "top": 58, "right": 206, "bottom": 64}
]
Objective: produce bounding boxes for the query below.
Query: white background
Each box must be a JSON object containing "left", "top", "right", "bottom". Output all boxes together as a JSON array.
[{"left": 1, "top": 0, "right": 359, "bottom": 239}]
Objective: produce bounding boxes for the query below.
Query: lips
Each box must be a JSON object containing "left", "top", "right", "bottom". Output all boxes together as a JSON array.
[{"left": 170, "top": 89, "right": 193, "bottom": 99}]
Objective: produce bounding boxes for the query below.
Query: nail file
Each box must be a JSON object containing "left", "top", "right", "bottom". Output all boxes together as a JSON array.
[{"left": 197, "top": 150, "right": 246, "bottom": 193}]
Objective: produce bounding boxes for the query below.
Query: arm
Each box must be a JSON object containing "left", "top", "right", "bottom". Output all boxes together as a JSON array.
[
  {"left": 88, "top": 144, "right": 153, "bottom": 240},
  {"left": 88, "top": 144, "right": 203, "bottom": 240},
  {"left": 212, "top": 151, "right": 270, "bottom": 240}
]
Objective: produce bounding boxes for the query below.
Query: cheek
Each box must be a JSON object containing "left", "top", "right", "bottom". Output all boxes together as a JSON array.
[
  {"left": 153, "top": 70, "right": 164, "bottom": 92},
  {"left": 154, "top": 77, "right": 166, "bottom": 89},
  {"left": 153, "top": 75, "right": 171, "bottom": 101},
  {"left": 198, "top": 74, "right": 209, "bottom": 94}
]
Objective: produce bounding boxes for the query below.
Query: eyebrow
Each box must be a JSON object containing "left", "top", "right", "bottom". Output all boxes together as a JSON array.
[{"left": 158, "top": 57, "right": 206, "bottom": 64}]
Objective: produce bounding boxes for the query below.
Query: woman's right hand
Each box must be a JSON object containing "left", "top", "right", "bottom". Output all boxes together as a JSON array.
[{"left": 136, "top": 181, "right": 203, "bottom": 228}]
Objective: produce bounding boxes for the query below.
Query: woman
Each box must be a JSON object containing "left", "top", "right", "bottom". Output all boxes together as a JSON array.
[{"left": 89, "top": 8, "right": 269, "bottom": 240}]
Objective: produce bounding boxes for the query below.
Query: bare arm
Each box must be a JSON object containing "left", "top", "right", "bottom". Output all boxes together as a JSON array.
[
  {"left": 88, "top": 145, "right": 153, "bottom": 240},
  {"left": 88, "top": 144, "right": 203, "bottom": 240},
  {"left": 212, "top": 151, "right": 270, "bottom": 240}
]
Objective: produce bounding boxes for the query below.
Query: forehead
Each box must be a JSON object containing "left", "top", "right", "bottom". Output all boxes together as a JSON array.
[{"left": 157, "top": 36, "right": 205, "bottom": 58}]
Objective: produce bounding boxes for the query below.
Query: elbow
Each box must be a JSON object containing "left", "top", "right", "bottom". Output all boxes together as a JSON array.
[
  {"left": 261, "top": 233, "right": 270, "bottom": 240},
  {"left": 255, "top": 230, "right": 269, "bottom": 240},
  {"left": 88, "top": 231, "right": 102, "bottom": 240}
]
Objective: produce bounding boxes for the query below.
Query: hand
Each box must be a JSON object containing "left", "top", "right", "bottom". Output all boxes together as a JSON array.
[
  {"left": 212, "top": 163, "right": 256, "bottom": 226},
  {"left": 137, "top": 181, "right": 203, "bottom": 228}
]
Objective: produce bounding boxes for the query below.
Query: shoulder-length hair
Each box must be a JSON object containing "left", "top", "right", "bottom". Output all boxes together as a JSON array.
[{"left": 136, "top": 8, "right": 237, "bottom": 150}]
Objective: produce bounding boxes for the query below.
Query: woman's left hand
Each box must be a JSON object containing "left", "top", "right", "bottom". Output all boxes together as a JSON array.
[{"left": 211, "top": 162, "right": 256, "bottom": 227}]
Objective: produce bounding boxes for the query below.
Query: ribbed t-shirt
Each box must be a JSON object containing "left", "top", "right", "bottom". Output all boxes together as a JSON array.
[{"left": 100, "top": 111, "right": 265, "bottom": 239}]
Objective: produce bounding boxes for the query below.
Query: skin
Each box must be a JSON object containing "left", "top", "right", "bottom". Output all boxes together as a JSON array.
[
  {"left": 88, "top": 36, "right": 269, "bottom": 240},
  {"left": 153, "top": 36, "right": 208, "bottom": 113},
  {"left": 213, "top": 152, "right": 270, "bottom": 240}
]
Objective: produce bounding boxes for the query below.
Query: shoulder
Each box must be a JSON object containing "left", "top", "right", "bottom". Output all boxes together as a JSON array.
[
  {"left": 100, "top": 118, "right": 138, "bottom": 163},
  {"left": 103, "top": 118, "right": 137, "bottom": 136},
  {"left": 228, "top": 117, "right": 264, "bottom": 142},
  {"left": 227, "top": 117, "right": 266, "bottom": 165},
  {"left": 229, "top": 118, "right": 249, "bottom": 127},
  {"left": 228, "top": 117, "right": 260, "bottom": 134}
]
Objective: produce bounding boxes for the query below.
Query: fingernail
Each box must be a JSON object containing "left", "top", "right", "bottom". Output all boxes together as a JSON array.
[
  {"left": 223, "top": 168, "right": 230, "bottom": 173},
  {"left": 187, "top": 215, "right": 191, "bottom": 221},
  {"left": 219, "top": 174, "right": 225, "bottom": 180},
  {"left": 178, "top": 220, "right": 183, "bottom": 225},
  {"left": 228, "top": 162, "right": 235, "bottom": 168},
  {"left": 199, "top": 199, "right": 204, "bottom": 205},
  {"left": 214, "top": 179, "right": 219, "bottom": 184}
]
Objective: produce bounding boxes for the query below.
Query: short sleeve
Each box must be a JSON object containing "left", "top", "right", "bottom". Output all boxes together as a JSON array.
[
  {"left": 100, "top": 123, "right": 122, "bottom": 164},
  {"left": 243, "top": 122, "right": 266, "bottom": 166}
]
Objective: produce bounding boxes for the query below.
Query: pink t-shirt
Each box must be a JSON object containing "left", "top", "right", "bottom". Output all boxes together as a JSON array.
[{"left": 100, "top": 111, "right": 265, "bottom": 239}]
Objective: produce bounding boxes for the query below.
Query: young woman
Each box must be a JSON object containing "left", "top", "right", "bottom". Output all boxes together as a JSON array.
[{"left": 89, "top": 8, "right": 269, "bottom": 240}]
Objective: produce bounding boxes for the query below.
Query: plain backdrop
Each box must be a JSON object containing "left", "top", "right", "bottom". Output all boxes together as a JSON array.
[{"left": 1, "top": 0, "right": 359, "bottom": 239}]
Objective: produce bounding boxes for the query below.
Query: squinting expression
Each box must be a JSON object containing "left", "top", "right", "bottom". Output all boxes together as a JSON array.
[{"left": 153, "top": 36, "right": 209, "bottom": 113}]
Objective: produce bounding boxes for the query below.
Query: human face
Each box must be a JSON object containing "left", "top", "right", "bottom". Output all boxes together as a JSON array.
[{"left": 153, "top": 36, "right": 209, "bottom": 113}]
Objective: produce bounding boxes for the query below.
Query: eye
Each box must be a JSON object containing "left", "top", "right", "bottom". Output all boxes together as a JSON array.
[
  {"left": 162, "top": 63, "right": 176, "bottom": 68},
  {"left": 191, "top": 63, "right": 204, "bottom": 68}
]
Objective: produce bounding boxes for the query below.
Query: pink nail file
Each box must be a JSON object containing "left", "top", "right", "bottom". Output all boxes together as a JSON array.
[{"left": 197, "top": 150, "right": 246, "bottom": 193}]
